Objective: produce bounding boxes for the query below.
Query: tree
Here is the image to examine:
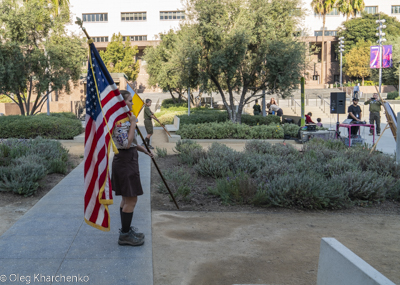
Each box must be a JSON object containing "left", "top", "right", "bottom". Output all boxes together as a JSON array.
[
  {"left": 99, "top": 33, "right": 140, "bottom": 82},
  {"left": 344, "top": 40, "right": 370, "bottom": 85},
  {"left": 338, "top": 13, "right": 400, "bottom": 54},
  {"left": 311, "top": 0, "right": 337, "bottom": 84},
  {"left": 180, "top": 0, "right": 305, "bottom": 123},
  {"left": 0, "top": 0, "right": 86, "bottom": 116},
  {"left": 337, "top": 0, "right": 365, "bottom": 21},
  {"left": 143, "top": 30, "right": 190, "bottom": 103}
]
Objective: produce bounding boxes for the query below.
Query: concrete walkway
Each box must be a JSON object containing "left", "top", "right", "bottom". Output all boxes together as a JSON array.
[{"left": 0, "top": 149, "right": 153, "bottom": 284}]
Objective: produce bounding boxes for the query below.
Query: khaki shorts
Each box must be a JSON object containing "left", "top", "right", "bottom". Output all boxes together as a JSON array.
[{"left": 144, "top": 119, "right": 153, "bottom": 134}]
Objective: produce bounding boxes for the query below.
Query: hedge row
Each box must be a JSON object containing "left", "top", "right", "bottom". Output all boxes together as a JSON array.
[
  {"left": 176, "top": 121, "right": 284, "bottom": 139},
  {"left": 0, "top": 112, "right": 83, "bottom": 139},
  {"left": 155, "top": 107, "right": 281, "bottom": 127}
]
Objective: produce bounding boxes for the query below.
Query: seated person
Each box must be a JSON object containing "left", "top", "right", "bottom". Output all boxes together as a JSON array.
[
  {"left": 316, "top": 118, "right": 323, "bottom": 127},
  {"left": 305, "top": 112, "right": 315, "bottom": 124}
]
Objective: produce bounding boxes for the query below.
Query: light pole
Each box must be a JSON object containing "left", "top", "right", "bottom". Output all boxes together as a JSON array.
[
  {"left": 376, "top": 19, "right": 387, "bottom": 94},
  {"left": 338, "top": 37, "right": 344, "bottom": 87}
]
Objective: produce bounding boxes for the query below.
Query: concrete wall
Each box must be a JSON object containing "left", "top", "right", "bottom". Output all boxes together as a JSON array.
[{"left": 317, "top": 238, "right": 395, "bottom": 285}]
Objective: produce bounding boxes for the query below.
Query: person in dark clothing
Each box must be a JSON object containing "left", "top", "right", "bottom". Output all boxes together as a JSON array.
[
  {"left": 348, "top": 98, "right": 362, "bottom": 137},
  {"left": 253, "top": 99, "right": 261, "bottom": 115}
]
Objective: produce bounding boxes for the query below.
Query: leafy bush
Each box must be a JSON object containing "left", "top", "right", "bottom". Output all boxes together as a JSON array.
[
  {"left": 0, "top": 162, "right": 47, "bottom": 196},
  {"left": 171, "top": 138, "right": 400, "bottom": 209},
  {"left": 157, "top": 167, "right": 193, "bottom": 201},
  {"left": 209, "top": 171, "right": 256, "bottom": 205},
  {"left": 0, "top": 137, "right": 70, "bottom": 196},
  {"left": 155, "top": 147, "right": 168, "bottom": 158},
  {"left": 387, "top": 91, "right": 399, "bottom": 100},
  {"left": 177, "top": 121, "right": 284, "bottom": 139},
  {"left": 161, "top": 98, "right": 187, "bottom": 108},
  {"left": 253, "top": 173, "right": 351, "bottom": 209},
  {"left": 283, "top": 124, "right": 300, "bottom": 138},
  {"left": 174, "top": 140, "right": 206, "bottom": 165},
  {"left": 37, "top": 112, "right": 78, "bottom": 120},
  {"left": 241, "top": 114, "right": 281, "bottom": 126},
  {"left": 0, "top": 114, "right": 83, "bottom": 139}
]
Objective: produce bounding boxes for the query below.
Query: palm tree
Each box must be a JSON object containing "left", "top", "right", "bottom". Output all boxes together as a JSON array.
[
  {"left": 311, "top": 0, "right": 337, "bottom": 85},
  {"left": 337, "top": 0, "right": 365, "bottom": 21}
]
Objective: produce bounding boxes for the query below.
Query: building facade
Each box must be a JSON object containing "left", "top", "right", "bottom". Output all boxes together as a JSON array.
[{"left": 68, "top": 0, "right": 400, "bottom": 89}]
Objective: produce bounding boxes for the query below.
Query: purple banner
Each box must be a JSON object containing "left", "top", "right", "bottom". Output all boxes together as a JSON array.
[{"left": 370, "top": 45, "right": 393, "bottom": 69}]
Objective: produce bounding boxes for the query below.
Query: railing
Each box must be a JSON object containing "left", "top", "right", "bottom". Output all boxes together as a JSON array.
[
  {"left": 291, "top": 98, "right": 301, "bottom": 114},
  {"left": 318, "top": 95, "right": 331, "bottom": 115}
]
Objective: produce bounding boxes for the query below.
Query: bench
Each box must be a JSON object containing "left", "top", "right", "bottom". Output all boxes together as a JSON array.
[{"left": 165, "top": 115, "right": 180, "bottom": 132}]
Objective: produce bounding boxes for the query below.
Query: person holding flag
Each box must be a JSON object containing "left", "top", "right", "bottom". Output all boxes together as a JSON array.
[
  {"left": 112, "top": 90, "right": 154, "bottom": 246},
  {"left": 83, "top": 35, "right": 153, "bottom": 247}
]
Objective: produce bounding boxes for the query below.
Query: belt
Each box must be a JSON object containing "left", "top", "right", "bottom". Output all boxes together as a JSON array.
[{"left": 144, "top": 118, "right": 152, "bottom": 120}]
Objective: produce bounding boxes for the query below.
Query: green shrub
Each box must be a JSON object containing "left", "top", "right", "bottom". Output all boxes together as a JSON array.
[
  {"left": 283, "top": 124, "right": 300, "bottom": 138},
  {"left": 334, "top": 171, "right": 393, "bottom": 203},
  {"left": 253, "top": 173, "right": 351, "bottom": 209},
  {"left": 0, "top": 162, "right": 47, "bottom": 196},
  {"left": 161, "top": 98, "right": 187, "bottom": 108},
  {"left": 37, "top": 112, "right": 78, "bottom": 120},
  {"left": 157, "top": 167, "right": 193, "bottom": 201},
  {"left": 155, "top": 147, "right": 168, "bottom": 158},
  {"left": 194, "top": 143, "right": 239, "bottom": 178},
  {"left": 177, "top": 121, "right": 284, "bottom": 139},
  {"left": 174, "top": 140, "right": 206, "bottom": 165},
  {"left": 0, "top": 138, "right": 70, "bottom": 195},
  {"left": 387, "top": 91, "right": 399, "bottom": 100},
  {"left": 0, "top": 115, "right": 83, "bottom": 139},
  {"left": 241, "top": 114, "right": 281, "bottom": 126},
  {"left": 209, "top": 171, "right": 256, "bottom": 205}
]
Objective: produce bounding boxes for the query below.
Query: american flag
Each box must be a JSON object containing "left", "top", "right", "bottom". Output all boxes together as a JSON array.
[{"left": 84, "top": 43, "right": 130, "bottom": 231}]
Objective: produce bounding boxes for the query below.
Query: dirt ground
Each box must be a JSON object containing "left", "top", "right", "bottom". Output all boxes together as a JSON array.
[{"left": 150, "top": 139, "right": 400, "bottom": 285}]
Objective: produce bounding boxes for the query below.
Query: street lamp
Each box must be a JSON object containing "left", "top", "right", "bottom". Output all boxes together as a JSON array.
[
  {"left": 376, "top": 19, "right": 387, "bottom": 94},
  {"left": 338, "top": 37, "right": 344, "bottom": 87}
]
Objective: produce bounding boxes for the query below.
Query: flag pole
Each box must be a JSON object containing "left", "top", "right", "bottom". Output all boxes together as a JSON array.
[
  {"left": 136, "top": 125, "right": 179, "bottom": 209},
  {"left": 153, "top": 115, "right": 172, "bottom": 137},
  {"left": 76, "top": 18, "right": 179, "bottom": 209}
]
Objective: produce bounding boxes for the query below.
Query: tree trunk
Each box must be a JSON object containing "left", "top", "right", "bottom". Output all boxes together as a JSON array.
[
  {"left": 168, "top": 89, "right": 177, "bottom": 103},
  {"left": 321, "top": 15, "right": 325, "bottom": 85},
  {"left": 362, "top": 76, "right": 364, "bottom": 86}
]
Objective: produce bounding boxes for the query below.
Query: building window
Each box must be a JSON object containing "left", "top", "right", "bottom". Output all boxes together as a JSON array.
[
  {"left": 122, "top": 35, "right": 147, "bottom": 41},
  {"left": 121, "top": 12, "right": 146, "bottom": 21},
  {"left": 315, "top": 8, "right": 338, "bottom": 16},
  {"left": 392, "top": 6, "right": 400, "bottom": 14},
  {"left": 83, "top": 13, "right": 108, "bottom": 22},
  {"left": 314, "top": 30, "right": 337, "bottom": 36},
  {"left": 365, "top": 6, "right": 377, "bottom": 14},
  {"left": 93, "top": 37, "right": 109, "bottom": 42},
  {"left": 160, "top": 11, "right": 185, "bottom": 20}
]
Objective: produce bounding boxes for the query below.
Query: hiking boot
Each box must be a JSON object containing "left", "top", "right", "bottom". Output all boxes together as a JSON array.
[
  {"left": 118, "top": 229, "right": 144, "bottom": 246},
  {"left": 147, "top": 144, "right": 154, "bottom": 149},
  {"left": 369, "top": 133, "right": 373, "bottom": 136},
  {"left": 130, "top": 226, "right": 145, "bottom": 239}
]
